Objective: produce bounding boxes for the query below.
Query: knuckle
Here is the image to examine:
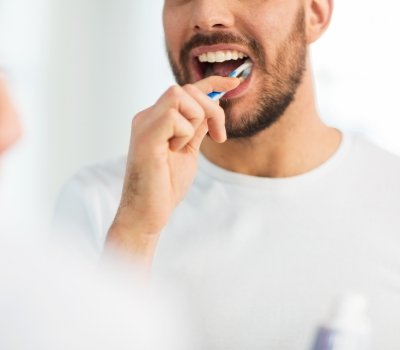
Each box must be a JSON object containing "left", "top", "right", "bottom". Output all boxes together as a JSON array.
[
  {"left": 134, "top": 106, "right": 152, "bottom": 122},
  {"left": 183, "top": 84, "right": 196, "bottom": 94},
  {"left": 134, "top": 109, "right": 145, "bottom": 120},
  {"left": 192, "top": 103, "right": 205, "bottom": 118},
  {"left": 197, "top": 109, "right": 206, "bottom": 121},
  {"left": 131, "top": 116, "right": 138, "bottom": 130},
  {"left": 166, "top": 85, "right": 182, "bottom": 99},
  {"left": 132, "top": 111, "right": 144, "bottom": 128},
  {"left": 132, "top": 106, "right": 154, "bottom": 127}
]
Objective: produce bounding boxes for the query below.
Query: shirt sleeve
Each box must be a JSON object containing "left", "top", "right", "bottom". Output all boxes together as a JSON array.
[{"left": 52, "top": 172, "right": 106, "bottom": 262}]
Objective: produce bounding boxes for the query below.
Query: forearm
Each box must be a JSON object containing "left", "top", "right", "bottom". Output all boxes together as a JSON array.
[{"left": 105, "top": 220, "right": 161, "bottom": 275}]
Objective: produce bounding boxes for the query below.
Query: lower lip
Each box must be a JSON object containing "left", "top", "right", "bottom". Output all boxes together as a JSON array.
[{"left": 222, "top": 71, "right": 253, "bottom": 99}]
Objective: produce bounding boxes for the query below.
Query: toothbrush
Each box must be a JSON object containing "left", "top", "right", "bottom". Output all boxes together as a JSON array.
[{"left": 208, "top": 59, "right": 253, "bottom": 101}]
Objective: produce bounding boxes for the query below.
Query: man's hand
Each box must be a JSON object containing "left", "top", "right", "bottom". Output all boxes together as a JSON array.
[{"left": 106, "top": 76, "right": 240, "bottom": 268}]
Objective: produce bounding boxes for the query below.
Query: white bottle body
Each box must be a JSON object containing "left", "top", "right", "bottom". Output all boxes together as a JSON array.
[
  {"left": 312, "top": 326, "right": 370, "bottom": 350},
  {"left": 311, "top": 294, "right": 371, "bottom": 350}
]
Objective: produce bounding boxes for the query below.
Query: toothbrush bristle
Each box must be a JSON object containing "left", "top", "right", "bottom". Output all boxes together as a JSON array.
[{"left": 240, "top": 67, "right": 252, "bottom": 79}]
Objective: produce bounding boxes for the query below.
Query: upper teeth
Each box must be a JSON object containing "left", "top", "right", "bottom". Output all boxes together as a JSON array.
[{"left": 197, "top": 50, "right": 248, "bottom": 63}]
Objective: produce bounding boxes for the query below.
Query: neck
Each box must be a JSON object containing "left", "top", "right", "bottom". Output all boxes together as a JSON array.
[{"left": 200, "top": 65, "right": 341, "bottom": 178}]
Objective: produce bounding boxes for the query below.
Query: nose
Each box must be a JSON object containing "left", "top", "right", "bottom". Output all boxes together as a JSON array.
[{"left": 190, "top": 0, "right": 235, "bottom": 32}]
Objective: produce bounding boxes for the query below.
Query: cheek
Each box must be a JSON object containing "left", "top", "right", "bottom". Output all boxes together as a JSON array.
[
  {"left": 246, "top": 8, "right": 298, "bottom": 62},
  {"left": 163, "top": 9, "right": 188, "bottom": 57}
]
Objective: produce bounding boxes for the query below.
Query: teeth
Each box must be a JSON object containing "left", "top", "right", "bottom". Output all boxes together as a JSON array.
[
  {"left": 198, "top": 50, "right": 248, "bottom": 63},
  {"left": 215, "top": 51, "right": 225, "bottom": 62}
]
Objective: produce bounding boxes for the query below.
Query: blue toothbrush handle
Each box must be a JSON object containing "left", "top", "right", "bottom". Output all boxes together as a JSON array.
[
  {"left": 208, "top": 91, "right": 228, "bottom": 101},
  {"left": 208, "top": 91, "right": 223, "bottom": 100}
]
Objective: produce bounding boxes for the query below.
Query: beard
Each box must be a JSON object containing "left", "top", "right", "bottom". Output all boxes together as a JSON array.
[{"left": 166, "top": 8, "right": 307, "bottom": 139}]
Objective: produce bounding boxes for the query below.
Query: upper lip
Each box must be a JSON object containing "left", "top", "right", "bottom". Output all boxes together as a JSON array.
[{"left": 190, "top": 44, "right": 254, "bottom": 62}]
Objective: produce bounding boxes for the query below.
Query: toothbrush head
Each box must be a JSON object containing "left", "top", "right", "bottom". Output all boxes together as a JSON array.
[
  {"left": 228, "top": 59, "right": 253, "bottom": 78},
  {"left": 239, "top": 66, "right": 252, "bottom": 80}
]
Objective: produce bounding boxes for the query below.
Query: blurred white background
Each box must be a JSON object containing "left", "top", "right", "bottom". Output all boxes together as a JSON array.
[{"left": 0, "top": 0, "right": 399, "bottom": 222}]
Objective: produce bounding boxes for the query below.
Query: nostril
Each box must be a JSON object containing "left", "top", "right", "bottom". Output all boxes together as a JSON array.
[
  {"left": 192, "top": 10, "right": 234, "bottom": 31},
  {"left": 194, "top": 23, "right": 225, "bottom": 29},
  {"left": 194, "top": 23, "right": 226, "bottom": 31}
]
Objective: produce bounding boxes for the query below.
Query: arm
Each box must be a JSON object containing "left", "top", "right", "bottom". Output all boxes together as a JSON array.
[{"left": 105, "top": 76, "right": 240, "bottom": 274}]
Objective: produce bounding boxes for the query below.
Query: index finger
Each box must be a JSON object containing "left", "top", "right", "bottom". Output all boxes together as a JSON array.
[{"left": 193, "top": 76, "right": 240, "bottom": 95}]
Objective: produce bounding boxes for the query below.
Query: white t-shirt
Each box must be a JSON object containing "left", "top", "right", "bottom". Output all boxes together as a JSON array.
[{"left": 54, "top": 132, "right": 400, "bottom": 350}]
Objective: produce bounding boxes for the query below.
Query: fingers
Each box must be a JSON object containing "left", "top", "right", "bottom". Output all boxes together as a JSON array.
[
  {"left": 188, "top": 76, "right": 240, "bottom": 143},
  {"left": 167, "top": 109, "right": 195, "bottom": 151},
  {"left": 155, "top": 85, "right": 205, "bottom": 128},
  {"left": 175, "top": 76, "right": 240, "bottom": 143},
  {"left": 182, "top": 84, "right": 226, "bottom": 143},
  {"left": 189, "top": 119, "right": 209, "bottom": 151},
  {"left": 194, "top": 76, "right": 240, "bottom": 95},
  {"left": 139, "top": 76, "right": 240, "bottom": 152}
]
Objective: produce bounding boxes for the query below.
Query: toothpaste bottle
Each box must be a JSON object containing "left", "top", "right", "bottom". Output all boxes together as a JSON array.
[{"left": 310, "top": 293, "right": 371, "bottom": 350}]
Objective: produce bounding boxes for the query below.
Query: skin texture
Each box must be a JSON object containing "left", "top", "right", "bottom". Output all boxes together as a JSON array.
[
  {"left": 106, "top": 0, "right": 340, "bottom": 272},
  {"left": 0, "top": 76, "right": 20, "bottom": 155}
]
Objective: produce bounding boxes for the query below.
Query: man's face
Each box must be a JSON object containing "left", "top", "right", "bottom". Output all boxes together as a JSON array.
[{"left": 163, "top": 0, "right": 307, "bottom": 139}]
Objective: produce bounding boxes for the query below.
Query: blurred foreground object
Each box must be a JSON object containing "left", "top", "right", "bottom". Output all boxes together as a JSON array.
[
  {"left": 0, "top": 74, "right": 21, "bottom": 154},
  {"left": 0, "top": 229, "right": 190, "bottom": 350}
]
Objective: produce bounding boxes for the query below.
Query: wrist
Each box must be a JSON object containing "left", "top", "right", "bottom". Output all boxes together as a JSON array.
[
  {"left": 107, "top": 219, "right": 160, "bottom": 246},
  {"left": 113, "top": 204, "right": 167, "bottom": 236},
  {"left": 105, "top": 220, "right": 161, "bottom": 264}
]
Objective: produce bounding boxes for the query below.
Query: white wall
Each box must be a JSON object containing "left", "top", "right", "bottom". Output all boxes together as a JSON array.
[
  {"left": 1, "top": 0, "right": 399, "bottom": 220},
  {"left": 312, "top": 0, "right": 400, "bottom": 152},
  {"left": 43, "top": 0, "right": 172, "bottom": 210},
  {"left": 0, "top": 0, "right": 172, "bottom": 218}
]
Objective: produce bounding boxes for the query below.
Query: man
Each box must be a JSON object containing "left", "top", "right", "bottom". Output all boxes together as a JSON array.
[{"left": 55, "top": 0, "right": 400, "bottom": 349}]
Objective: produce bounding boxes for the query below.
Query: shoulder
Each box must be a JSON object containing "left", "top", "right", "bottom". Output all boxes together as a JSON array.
[
  {"left": 53, "top": 156, "right": 127, "bottom": 253},
  {"left": 56, "top": 155, "right": 127, "bottom": 217},
  {"left": 66, "top": 156, "right": 127, "bottom": 192},
  {"left": 348, "top": 133, "right": 400, "bottom": 175},
  {"left": 343, "top": 133, "right": 400, "bottom": 203}
]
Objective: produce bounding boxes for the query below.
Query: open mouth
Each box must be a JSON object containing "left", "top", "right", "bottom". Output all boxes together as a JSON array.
[{"left": 192, "top": 49, "right": 253, "bottom": 81}]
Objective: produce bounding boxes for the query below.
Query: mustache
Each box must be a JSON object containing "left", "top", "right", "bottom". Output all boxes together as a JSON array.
[{"left": 179, "top": 32, "right": 266, "bottom": 68}]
